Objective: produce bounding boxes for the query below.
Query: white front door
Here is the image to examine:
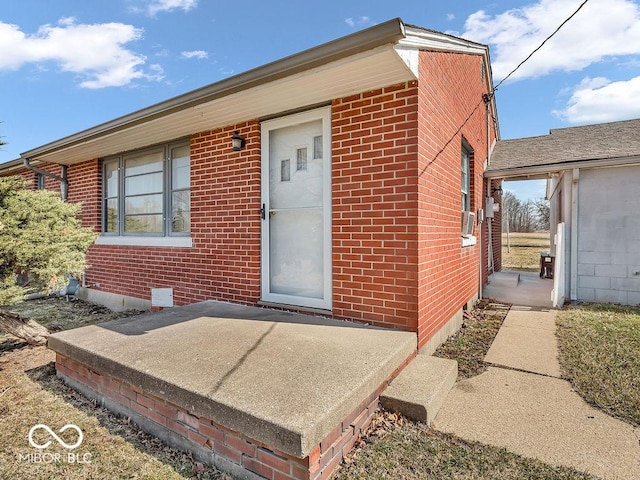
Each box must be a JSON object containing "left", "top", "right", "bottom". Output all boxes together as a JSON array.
[{"left": 261, "top": 107, "right": 332, "bottom": 310}]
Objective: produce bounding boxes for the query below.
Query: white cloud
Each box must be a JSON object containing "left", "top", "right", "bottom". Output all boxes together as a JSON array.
[
  {"left": 181, "top": 50, "right": 208, "bottom": 60},
  {"left": 461, "top": 0, "right": 640, "bottom": 82},
  {"left": 0, "top": 18, "right": 156, "bottom": 89},
  {"left": 446, "top": 13, "right": 455, "bottom": 21},
  {"left": 345, "top": 16, "right": 371, "bottom": 28},
  {"left": 143, "top": 0, "right": 198, "bottom": 16},
  {"left": 553, "top": 76, "right": 640, "bottom": 123}
]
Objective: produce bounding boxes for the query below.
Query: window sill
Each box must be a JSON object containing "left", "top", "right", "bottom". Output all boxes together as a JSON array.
[
  {"left": 461, "top": 235, "right": 477, "bottom": 247},
  {"left": 95, "top": 236, "right": 193, "bottom": 248}
]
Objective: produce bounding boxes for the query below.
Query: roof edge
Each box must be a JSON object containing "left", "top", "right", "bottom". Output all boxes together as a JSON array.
[
  {"left": 485, "top": 154, "right": 640, "bottom": 178},
  {"left": 21, "top": 18, "right": 407, "bottom": 161}
]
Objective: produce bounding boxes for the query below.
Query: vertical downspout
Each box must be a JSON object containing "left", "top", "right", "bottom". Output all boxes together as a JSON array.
[
  {"left": 22, "top": 158, "right": 68, "bottom": 201},
  {"left": 479, "top": 93, "right": 492, "bottom": 301},
  {"left": 570, "top": 168, "right": 579, "bottom": 300}
]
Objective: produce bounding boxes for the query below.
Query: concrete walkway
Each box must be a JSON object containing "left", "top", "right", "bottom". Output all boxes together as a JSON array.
[{"left": 432, "top": 306, "right": 640, "bottom": 480}]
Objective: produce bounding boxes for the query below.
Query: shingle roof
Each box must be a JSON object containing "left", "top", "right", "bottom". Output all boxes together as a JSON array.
[{"left": 488, "top": 118, "right": 640, "bottom": 173}]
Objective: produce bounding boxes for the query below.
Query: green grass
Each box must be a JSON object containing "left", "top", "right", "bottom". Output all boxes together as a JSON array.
[
  {"left": 556, "top": 303, "right": 640, "bottom": 427},
  {"left": 334, "top": 412, "right": 597, "bottom": 480},
  {"left": 501, "top": 232, "right": 550, "bottom": 272}
]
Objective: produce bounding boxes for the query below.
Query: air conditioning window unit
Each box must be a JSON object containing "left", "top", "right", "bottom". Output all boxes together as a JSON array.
[{"left": 461, "top": 211, "right": 475, "bottom": 237}]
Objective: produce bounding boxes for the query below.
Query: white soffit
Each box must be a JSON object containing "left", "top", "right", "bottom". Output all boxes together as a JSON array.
[{"left": 34, "top": 45, "right": 416, "bottom": 165}]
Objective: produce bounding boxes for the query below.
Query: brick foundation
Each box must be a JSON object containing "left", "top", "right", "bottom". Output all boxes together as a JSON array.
[{"left": 55, "top": 353, "right": 393, "bottom": 480}]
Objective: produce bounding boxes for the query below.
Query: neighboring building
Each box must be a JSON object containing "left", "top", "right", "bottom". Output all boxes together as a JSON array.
[
  {"left": 0, "top": 18, "right": 499, "bottom": 351},
  {"left": 487, "top": 118, "right": 640, "bottom": 306}
]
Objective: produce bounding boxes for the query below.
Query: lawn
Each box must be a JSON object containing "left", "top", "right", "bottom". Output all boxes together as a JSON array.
[
  {"left": 501, "top": 231, "right": 550, "bottom": 271},
  {"left": 0, "top": 298, "right": 230, "bottom": 479},
  {"left": 333, "top": 300, "right": 596, "bottom": 480},
  {"left": 0, "top": 297, "right": 601, "bottom": 480},
  {"left": 334, "top": 411, "right": 597, "bottom": 480},
  {"left": 556, "top": 303, "right": 640, "bottom": 427}
]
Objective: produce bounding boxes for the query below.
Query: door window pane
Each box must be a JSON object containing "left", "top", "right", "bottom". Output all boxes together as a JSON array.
[
  {"left": 281, "top": 159, "right": 290, "bottom": 182},
  {"left": 296, "top": 148, "right": 307, "bottom": 171},
  {"left": 313, "top": 135, "right": 322, "bottom": 159}
]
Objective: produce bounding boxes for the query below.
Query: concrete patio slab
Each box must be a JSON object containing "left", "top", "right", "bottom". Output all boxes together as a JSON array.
[
  {"left": 489, "top": 271, "right": 520, "bottom": 287},
  {"left": 484, "top": 271, "right": 553, "bottom": 308},
  {"left": 432, "top": 367, "right": 640, "bottom": 480},
  {"left": 48, "top": 300, "right": 417, "bottom": 458},
  {"left": 484, "top": 308, "right": 561, "bottom": 378},
  {"left": 380, "top": 355, "right": 457, "bottom": 425}
]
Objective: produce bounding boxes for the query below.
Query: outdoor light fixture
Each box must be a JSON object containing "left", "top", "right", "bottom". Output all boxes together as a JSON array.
[
  {"left": 492, "top": 185, "right": 503, "bottom": 196},
  {"left": 231, "top": 131, "right": 246, "bottom": 151}
]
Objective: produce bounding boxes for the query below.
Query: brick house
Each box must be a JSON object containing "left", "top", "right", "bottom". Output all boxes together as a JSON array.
[{"left": 1, "top": 18, "right": 499, "bottom": 351}]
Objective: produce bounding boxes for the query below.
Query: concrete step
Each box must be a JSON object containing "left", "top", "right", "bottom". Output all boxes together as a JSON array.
[
  {"left": 489, "top": 271, "right": 521, "bottom": 288},
  {"left": 380, "top": 355, "right": 458, "bottom": 425}
]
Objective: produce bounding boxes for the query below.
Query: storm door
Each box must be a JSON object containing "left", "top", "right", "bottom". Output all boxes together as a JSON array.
[{"left": 260, "top": 107, "right": 331, "bottom": 309}]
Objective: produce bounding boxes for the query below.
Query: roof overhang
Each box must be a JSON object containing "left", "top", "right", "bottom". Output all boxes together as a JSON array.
[
  {"left": 485, "top": 155, "right": 640, "bottom": 180},
  {"left": 10, "top": 18, "right": 495, "bottom": 167}
]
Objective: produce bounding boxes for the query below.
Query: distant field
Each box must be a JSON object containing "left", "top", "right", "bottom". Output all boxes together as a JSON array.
[{"left": 502, "top": 232, "right": 550, "bottom": 272}]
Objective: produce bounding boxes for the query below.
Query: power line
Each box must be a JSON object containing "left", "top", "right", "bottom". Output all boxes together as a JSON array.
[
  {"left": 491, "top": 0, "right": 590, "bottom": 95},
  {"left": 420, "top": 0, "right": 591, "bottom": 176}
]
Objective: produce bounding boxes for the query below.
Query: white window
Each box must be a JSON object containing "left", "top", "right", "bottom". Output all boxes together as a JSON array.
[
  {"left": 461, "top": 144, "right": 471, "bottom": 212},
  {"left": 102, "top": 140, "right": 190, "bottom": 236}
]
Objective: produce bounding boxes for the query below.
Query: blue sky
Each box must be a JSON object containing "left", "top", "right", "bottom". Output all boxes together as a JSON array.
[{"left": 1, "top": 0, "right": 640, "bottom": 201}]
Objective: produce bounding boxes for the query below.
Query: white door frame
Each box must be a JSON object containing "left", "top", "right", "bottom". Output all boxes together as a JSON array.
[{"left": 260, "top": 106, "right": 332, "bottom": 310}]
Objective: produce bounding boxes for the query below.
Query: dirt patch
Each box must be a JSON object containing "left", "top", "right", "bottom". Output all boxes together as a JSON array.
[
  {"left": 0, "top": 298, "right": 230, "bottom": 479},
  {"left": 0, "top": 296, "right": 141, "bottom": 351},
  {"left": 1, "top": 296, "right": 140, "bottom": 331},
  {"left": 434, "top": 298, "right": 510, "bottom": 379}
]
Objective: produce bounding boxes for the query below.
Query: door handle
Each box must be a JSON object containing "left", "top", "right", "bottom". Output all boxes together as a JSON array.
[{"left": 260, "top": 203, "right": 266, "bottom": 220}]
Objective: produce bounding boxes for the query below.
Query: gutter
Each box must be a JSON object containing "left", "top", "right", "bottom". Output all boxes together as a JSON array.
[
  {"left": 23, "top": 158, "right": 68, "bottom": 200},
  {"left": 484, "top": 154, "right": 640, "bottom": 179},
  {"left": 21, "top": 18, "right": 406, "bottom": 161}
]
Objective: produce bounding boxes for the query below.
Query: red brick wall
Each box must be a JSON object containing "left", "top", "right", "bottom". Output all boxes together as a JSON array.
[
  {"left": 68, "top": 159, "right": 101, "bottom": 230},
  {"left": 56, "top": 352, "right": 388, "bottom": 480},
  {"left": 82, "top": 83, "right": 423, "bottom": 333},
  {"left": 83, "top": 122, "right": 262, "bottom": 306},
  {"left": 332, "top": 82, "right": 420, "bottom": 332},
  {"left": 416, "top": 51, "right": 495, "bottom": 348}
]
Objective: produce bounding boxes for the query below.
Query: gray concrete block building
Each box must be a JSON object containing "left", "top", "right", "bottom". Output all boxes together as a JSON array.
[{"left": 486, "top": 118, "right": 640, "bottom": 306}]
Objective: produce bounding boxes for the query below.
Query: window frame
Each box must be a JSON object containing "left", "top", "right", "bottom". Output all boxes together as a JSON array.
[
  {"left": 101, "top": 139, "right": 190, "bottom": 238},
  {"left": 461, "top": 142, "right": 472, "bottom": 213},
  {"left": 461, "top": 140, "right": 477, "bottom": 247}
]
